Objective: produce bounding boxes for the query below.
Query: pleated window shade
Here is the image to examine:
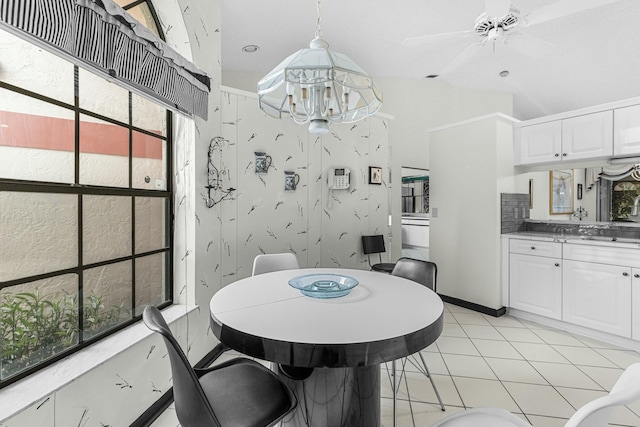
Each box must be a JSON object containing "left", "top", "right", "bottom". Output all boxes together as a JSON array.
[{"left": 0, "top": 0, "right": 210, "bottom": 119}]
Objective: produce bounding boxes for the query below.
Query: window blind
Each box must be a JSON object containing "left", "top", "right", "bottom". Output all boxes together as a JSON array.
[{"left": 0, "top": 0, "right": 210, "bottom": 119}]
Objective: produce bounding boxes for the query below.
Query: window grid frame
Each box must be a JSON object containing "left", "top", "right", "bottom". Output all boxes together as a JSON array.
[{"left": 0, "top": 0, "right": 173, "bottom": 388}]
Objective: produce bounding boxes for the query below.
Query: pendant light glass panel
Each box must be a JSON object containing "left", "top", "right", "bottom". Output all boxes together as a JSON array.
[
  {"left": 257, "top": 0, "right": 382, "bottom": 135},
  {"left": 258, "top": 46, "right": 382, "bottom": 127}
]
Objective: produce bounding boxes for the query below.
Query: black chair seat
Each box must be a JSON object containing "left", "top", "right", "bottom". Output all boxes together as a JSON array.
[
  {"left": 371, "top": 262, "right": 395, "bottom": 273},
  {"left": 200, "top": 359, "right": 294, "bottom": 427},
  {"left": 143, "top": 306, "right": 296, "bottom": 427}
]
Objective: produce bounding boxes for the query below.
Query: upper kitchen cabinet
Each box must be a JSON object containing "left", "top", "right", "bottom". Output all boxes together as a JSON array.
[
  {"left": 515, "top": 110, "right": 613, "bottom": 165},
  {"left": 515, "top": 121, "right": 562, "bottom": 165},
  {"left": 562, "top": 110, "right": 613, "bottom": 161},
  {"left": 614, "top": 104, "right": 640, "bottom": 157}
]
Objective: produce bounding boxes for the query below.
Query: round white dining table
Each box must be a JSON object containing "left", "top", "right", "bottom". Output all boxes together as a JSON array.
[{"left": 209, "top": 268, "right": 443, "bottom": 427}]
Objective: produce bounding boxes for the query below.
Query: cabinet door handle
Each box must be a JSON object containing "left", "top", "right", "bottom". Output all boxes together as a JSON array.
[
  {"left": 554, "top": 153, "right": 560, "bottom": 157},
  {"left": 530, "top": 246, "right": 535, "bottom": 250},
  {"left": 554, "top": 263, "right": 560, "bottom": 267},
  {"left": 623, "top": 272, "right": 629, "bottom": 277},
  {"left": 562, "top": 153, "right": 567, "bottom": 157},
  {"left": 635, "top": 274, "right": 640, "bottom": 279}
]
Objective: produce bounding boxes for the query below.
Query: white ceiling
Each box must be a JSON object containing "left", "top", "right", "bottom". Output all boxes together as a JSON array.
[{"left": 221, "top": 0, "right": 640, "bottom": 120}]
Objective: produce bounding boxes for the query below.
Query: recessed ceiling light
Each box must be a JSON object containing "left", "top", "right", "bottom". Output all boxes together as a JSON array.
[
  {"left": 425, "top": 74, "right": 438, "bottom": 79},
  {"left": 242, "top": 45, "right": 259, "bottom": 53},
  {"left": 500, "top": 70, "right": 509, "bottom": 77}
]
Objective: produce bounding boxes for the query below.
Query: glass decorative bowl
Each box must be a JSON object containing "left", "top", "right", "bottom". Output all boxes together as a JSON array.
[{"left": 288, "top": 274, "right": 359, "bottom": 298}]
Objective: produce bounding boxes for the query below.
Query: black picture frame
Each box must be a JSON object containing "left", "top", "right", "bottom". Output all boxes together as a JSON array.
[
  {"left": 369, "top": 166, "right": 382, "bottom": 185},
  {"left": 577, "top": 183, "right": 583, "bottom": 200}
]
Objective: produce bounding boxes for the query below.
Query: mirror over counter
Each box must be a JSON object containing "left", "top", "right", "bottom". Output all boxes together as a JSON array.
[{"left": 516, "top": 164, "right": 640, "bottom": 223}]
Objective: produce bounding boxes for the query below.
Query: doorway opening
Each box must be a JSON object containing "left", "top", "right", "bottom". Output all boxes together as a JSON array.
[{"left": 401, "top": 167, "right": 429, "bottom": 260}]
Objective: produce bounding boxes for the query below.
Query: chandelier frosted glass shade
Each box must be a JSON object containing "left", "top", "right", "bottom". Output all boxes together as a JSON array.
[{"left": 257, "top": 37, "right": 383, "bottom": 134}]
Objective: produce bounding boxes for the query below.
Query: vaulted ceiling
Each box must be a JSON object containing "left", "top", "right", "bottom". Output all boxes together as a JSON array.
[{"left": 221, "top": 0, "right": 640, "bottom": 120}]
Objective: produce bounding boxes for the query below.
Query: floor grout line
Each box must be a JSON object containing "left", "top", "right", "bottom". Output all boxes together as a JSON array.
[{"left": 151, "top": 303, "right": 640, "bottom": 427}]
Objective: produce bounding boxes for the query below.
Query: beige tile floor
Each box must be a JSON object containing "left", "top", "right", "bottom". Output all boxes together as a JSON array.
[{"left": 151, "top": 303, "right": 640, "bottom": 427}]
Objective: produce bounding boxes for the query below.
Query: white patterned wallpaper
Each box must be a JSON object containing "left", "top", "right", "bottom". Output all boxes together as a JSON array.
[
  {"left": 218, "top": 89, "right": 392, "bottom": 284},
  {"left": 0, "top": 1, "right": 392, "bottom": 425}
]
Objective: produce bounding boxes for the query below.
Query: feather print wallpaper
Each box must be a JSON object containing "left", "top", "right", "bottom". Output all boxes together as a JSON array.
[
  {"left": 0, "top": 0, "right": 391, "bottom": 425},
  {"left": 219, "top": 90, "right": 391, "bottom": 285}
]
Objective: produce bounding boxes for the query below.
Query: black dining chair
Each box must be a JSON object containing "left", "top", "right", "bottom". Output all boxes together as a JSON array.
[
  {"left": 362, "top": 234, "right": 395, "bottom": 273},
  {"left": 389, "top": 257, "right": 445, "bottom": 413},
  {"left": 142, "top": 306, "right": 297, "bottom": 427}
]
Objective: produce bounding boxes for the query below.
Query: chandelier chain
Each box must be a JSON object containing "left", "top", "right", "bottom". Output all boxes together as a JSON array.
[{"left": 315, "top": 0, "right": 322, "bottom": 39}]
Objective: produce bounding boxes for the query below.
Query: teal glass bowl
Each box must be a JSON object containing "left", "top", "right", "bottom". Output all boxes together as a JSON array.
[{"left": 288, "top": 274, "right": 359, "bottom": 298}]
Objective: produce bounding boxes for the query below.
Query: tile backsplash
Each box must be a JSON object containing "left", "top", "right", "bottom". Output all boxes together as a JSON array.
[{"left": 501, "top": 193, "right": 530, "bottom": 234}]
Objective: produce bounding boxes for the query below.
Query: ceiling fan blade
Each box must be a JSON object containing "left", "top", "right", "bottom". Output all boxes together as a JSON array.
[
  {"left": 402, "top": 30, "right": 473, "bottom": 46},
  {"left": 523, "top": 0, "right": 622, "bottom": 27},
  {"left": 485, "top": 0, "right": 511, "bottom": 18},
  {"left": 440, "top": 41, "right": 484, "bottom": 75},
  {"left": 402, "top": 31, "right": 473, "bottom": 46},
  {"left": 504, "top": 33, "right": 556, "bottom": 59}
]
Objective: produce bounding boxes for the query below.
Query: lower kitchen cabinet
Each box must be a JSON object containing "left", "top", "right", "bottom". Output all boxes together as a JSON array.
[
  {"left": 633, "top": 270, "right": 640, "bottom": 341},
  {"left": 505, "top": 236, "right": 640, "bottom": 342},
  {"left": 509, "top": 253, "right": 562, "bottom": 320},
  {"left": 562, "top": 260, "right": 632, "bottom": 338}
]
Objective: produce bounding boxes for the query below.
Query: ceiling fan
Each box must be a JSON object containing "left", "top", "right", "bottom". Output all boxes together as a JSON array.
[{"left": 403, "top": 0, "right": 622, "bottom": 75}]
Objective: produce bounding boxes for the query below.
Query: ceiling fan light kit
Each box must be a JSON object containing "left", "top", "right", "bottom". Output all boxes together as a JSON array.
[
  {"left": 473, "top": 6, "right": 520, "bottom": 38},
  {"left": 257, "top": 0, "right": 382, "bottom": 134}
]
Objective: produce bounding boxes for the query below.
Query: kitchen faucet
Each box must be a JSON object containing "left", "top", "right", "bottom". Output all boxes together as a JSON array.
[{"left": 632, "top": 195, "right": 640, "bottom": 216}]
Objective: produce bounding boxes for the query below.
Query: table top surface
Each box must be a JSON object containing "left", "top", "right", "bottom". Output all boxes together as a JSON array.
[{"left": 209, "top": 268, "right": 443, "bottom": 367}]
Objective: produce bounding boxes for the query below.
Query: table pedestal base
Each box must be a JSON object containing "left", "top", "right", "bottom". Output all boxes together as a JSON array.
[{"left": 278, "top": 364, "right": 380, "bottom": 427}]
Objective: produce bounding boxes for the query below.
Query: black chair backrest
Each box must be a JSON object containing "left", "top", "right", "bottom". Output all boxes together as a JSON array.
[
  {"left": 362, "top": 235, "right": 386, "bottom": 255},
  {"left": 391, "top": 257, "right": 437, "bottom": 292},
  {"left": 143, "top": 306, "right": 221, "bottom": 427}
]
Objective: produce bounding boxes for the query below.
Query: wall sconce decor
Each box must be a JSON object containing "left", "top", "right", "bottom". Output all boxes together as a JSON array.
[
  {"left": 205, "top": 137, "right": 235, "bottom": 208},
  {"left": 573, "top": 206, "right": 588, "bottom": 221},
  {"left": 284, "top": 171, "right": 300, "bottom": 191},
  {"left": 369, "top": 166, "right": 382, "bottom": 185}
]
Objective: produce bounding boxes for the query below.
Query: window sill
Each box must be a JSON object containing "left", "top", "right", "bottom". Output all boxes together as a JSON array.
[{"left": 0, "top": 305, "right": 195, "bottom": 422}]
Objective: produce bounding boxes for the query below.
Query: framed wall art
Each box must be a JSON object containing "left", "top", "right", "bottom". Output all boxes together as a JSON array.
[
  {"left": 369, "top": 166, "right": 382, "bottom": 185},
  {"left": 549, "top": 169, "right": 573, "bottom": 215}
]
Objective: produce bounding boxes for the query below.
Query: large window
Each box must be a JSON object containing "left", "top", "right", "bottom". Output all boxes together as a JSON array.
[{"left": 0, "top": 0, "right": 172, "bottom": 387}]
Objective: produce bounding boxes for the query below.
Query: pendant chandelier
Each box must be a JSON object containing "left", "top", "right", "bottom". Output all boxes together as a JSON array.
[{"left": 257, "top": 0, "right": 383, "bottom": 134}]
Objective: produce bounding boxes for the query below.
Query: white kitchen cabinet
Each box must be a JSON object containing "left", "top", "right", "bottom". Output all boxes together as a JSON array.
[
  {"left": 562, "top": 259, "right": 631, "bottom": 338},
  {"left": 514, "top": 110, "right": 614, "bottom": 165},
  {"left": 633, "top": 269, "right": 640, "bottom": 341},
  {"left": 561, "top": 110, "right": 613, "bottom": 161},
  {"left": 563, "top": 242, "right": 640, "bottom": 266},
  {"left": 401, "top": 217, "right": 429, "bottom": 248},
  {"left": 614, "top": 104, "right": 640, "bottom": 157},
  {"left": 510, "top": 238, "right": 563, "bottom": 258},
  {"left": 515, "top": 121, "right": 562, "bottom": 165},
  {"left": 510, "top": 253, "right": 562, "bottom": 319},
  {"left": 505, "top": 236, "right": 640, "bottom": 342}
]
